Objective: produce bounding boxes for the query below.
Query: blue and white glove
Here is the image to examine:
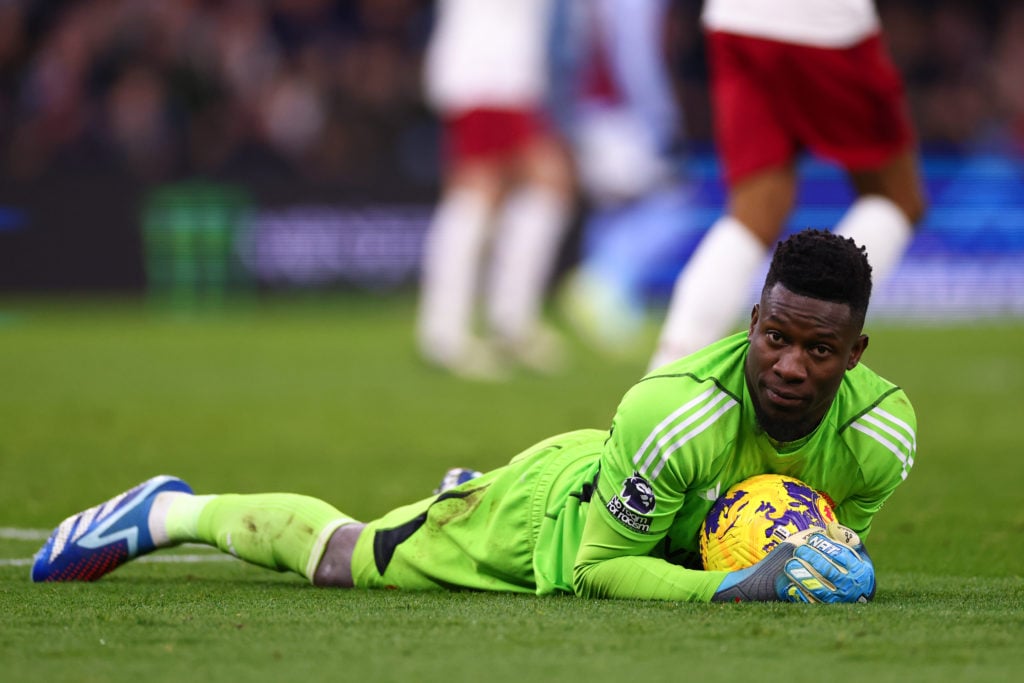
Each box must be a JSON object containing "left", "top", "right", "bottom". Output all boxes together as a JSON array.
[
  {"left": 712, "top": 525, "right": 875, "bottom": 604},
  {"left": 778, "top": 529, "right": 875, "bottom": 603}
]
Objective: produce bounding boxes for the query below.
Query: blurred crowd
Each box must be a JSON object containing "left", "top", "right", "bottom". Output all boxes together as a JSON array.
[
  {"left": 0, "top": 0, "right": 436, "bottom": 195},
  {"left": 0, "top": 0, "right": 1022, "bottom": 194}
]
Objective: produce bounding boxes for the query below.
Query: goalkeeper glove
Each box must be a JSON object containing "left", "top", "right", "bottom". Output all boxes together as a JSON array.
[{"left": 711, "top": 525, "right": 875, "bottom": 603}]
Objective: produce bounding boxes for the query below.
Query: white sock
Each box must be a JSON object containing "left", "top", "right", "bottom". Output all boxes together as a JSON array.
[
  {"left": 485, "top": 185, "right": 571, "bottom": 343},
  {"left": 416, "top": 188, "right": 493, "bottom": 363},
  {"left": 834, "top": 195, "right": 914, "bottom": 285},
  {"left": 650, "top": 215, "right": 767, "bottom": 371}
]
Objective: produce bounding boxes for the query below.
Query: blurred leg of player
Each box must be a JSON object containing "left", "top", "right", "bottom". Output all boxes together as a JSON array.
[
  {"left": 419, "top": 106, "right": 531, "bottom": 380},
  {"left": 649, "top": 161, "right": 796, "bottom": 370},
  {"left": 649, "top": 209, "right": 775, "bottom": 370},
  {"left": 417, "top": 153, "right": 507, "bottom": 380},
  {"left": 835, "top": 148, "right": 926, "bottom": 285},
  {"left": 419, "top": 0, "right": 566, "bottom": 379},
  {"left": 486, "top": 135, "right": 574, "bottom": 373}
]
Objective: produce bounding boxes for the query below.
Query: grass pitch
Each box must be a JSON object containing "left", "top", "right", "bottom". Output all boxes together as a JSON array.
[{"left": 1, "top": 294, "right": 1022, "bottom": 683}]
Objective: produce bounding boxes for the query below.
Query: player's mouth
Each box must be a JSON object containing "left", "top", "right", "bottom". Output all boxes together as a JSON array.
[{"left": 764, "top": 386, "right": 807, "bottom": 410}]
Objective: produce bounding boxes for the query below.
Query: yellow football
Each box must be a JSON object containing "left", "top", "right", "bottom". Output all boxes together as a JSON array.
[{"left": 700, "top": 474, "right": 837, "bottom": 571}]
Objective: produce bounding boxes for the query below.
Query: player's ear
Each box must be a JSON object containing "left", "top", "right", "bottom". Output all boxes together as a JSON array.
[
  {"left": 847, "top": 334, "right": 869, "bottom": 369},
  {"left": 747, "top": 304, "right": 760, "bottom": 338}
]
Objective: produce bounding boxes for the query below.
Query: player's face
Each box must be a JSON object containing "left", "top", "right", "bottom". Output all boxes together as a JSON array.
[{"left": 745, "top": 283, "right": 868, "bottom": 442}]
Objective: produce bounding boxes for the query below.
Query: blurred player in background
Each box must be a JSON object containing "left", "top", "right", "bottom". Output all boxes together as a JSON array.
[
  {"left": 416, "top": 0, "right": 575, "bottom": 380},
  {"left": 555, "top": 0, "right": 700, "bottom": 357},
  {"left": 649, "top": 0, "right": 928, "bottom": 370}
]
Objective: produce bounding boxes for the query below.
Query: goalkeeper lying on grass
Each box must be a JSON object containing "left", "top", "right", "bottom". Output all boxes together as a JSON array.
[{"left": 32, "top": 230, "right": 915, "bottom": 604}]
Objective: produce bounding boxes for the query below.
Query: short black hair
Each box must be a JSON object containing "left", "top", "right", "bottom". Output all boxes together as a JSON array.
[{"left": 763, "top": 229, "right": 873, "bottom": 324}]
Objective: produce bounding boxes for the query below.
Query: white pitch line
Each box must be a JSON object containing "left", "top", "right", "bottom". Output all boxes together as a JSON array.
[
  {"left": 0, "top": 554, "right": 237, "bottom": 568},
  {"left": 0, "top": 526, "right": 236, "bottom": 567},
  {"left": 0, "top": 527, "right": 49, "bottom": 541}
]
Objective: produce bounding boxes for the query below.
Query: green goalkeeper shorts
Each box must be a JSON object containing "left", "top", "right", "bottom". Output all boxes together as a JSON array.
[{"left": 350, "top": 429, "right": 604, "bottom": 594}]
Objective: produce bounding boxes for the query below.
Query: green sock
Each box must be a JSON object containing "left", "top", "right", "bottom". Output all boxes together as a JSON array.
[
  {"left": 166, "top": 493, "right": 355, "bottom": 582},
  {"left": 164, "top": 494, "right": 216, "bottom": 543}
]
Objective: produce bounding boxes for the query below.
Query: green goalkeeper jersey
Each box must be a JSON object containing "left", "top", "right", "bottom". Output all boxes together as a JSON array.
[
  {"left": 567, "top": 331, "right": 917, "bottom": 601},
  {"left": 353, "top": 331, "right": 916, "bottom": 601}
]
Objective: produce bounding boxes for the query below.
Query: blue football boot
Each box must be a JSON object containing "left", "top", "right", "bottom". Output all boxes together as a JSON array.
[
  {"left": 433, "top": 467, "right": 483, "bottom": 495},
  {"left": 31, "top": 475, "right": 193, "bottom": 582}
]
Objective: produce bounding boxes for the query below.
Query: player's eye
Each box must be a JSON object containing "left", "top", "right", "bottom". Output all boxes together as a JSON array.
[{"left": 810, "top": 344, "right": 833, "bottom": 358}]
